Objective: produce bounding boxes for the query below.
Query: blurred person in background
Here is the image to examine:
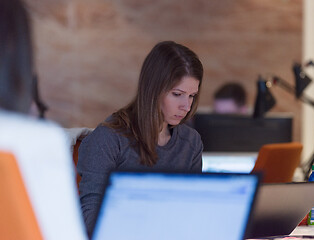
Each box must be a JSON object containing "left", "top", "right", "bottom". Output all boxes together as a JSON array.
[{"left": 213, "top": 82, "right": 248, "bottom": 114}]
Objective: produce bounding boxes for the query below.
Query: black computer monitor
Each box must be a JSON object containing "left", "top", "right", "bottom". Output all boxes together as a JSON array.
[{"left": 192, "top": 113, "right": 293, "bottom": 152}]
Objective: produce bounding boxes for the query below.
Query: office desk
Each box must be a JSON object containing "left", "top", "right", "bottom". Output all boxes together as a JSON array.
[
  {"left": 246, "top": 226, "right": 314, "bottom": 239},
  {"left": 291, "top": 225, "right": 314, "bottom": 235}
]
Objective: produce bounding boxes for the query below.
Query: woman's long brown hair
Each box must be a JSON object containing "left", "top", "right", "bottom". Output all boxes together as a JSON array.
[{"left": 105, "top": 41, "right": 203, "bottom": 166}]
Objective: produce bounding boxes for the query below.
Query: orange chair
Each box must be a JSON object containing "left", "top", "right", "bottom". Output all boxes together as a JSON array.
[
  {"left": 73, "top": 139, "right": 82, "bottom": 186},
  {"left": 251, "top": 142, "right": 303, "bottom": 183},
  {"left": 64, "top": 127, "right": 92, "bottom": 188},
  {"left": 0, "top": 151, "right": 43, "bottom": 240}
]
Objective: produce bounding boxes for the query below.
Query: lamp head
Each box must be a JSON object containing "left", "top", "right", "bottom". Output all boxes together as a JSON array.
[
  {"left": 293, "top": 62, "right": 312, "bottom": 98},
  {"left": 253, "top": 76, "right": 276, "bottom": 118}
]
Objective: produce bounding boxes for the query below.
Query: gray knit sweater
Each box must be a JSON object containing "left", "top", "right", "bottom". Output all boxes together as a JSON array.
[{"left": 77, "top": 123, "right": 203, "bottom": 236}]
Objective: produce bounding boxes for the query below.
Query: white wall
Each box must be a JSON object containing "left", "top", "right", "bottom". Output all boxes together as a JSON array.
[{"left": 302, "top": 0, "right": 314, "bottom": 164}]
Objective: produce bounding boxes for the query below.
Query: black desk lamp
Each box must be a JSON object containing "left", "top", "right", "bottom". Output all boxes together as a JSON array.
[
  {"left": 253, "top": 76, "right": 276, "bottom": 118},
  {"left": 253, "top": 62, "right": 314, "bottom": 116},
  {"left": 252, "top": 61, "right": 314, "bottom": 179}
]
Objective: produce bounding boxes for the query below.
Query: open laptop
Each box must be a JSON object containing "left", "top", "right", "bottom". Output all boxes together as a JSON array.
[
  {"left": 92, "top": 171, "right": 260, "bottom": 240},
  {"left": 245, "top": 182, "right": 314, "bottom": 239}
]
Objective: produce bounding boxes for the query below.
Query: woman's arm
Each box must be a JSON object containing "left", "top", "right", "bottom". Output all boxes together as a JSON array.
[
  {"left": 191, "top": 132, "right": 203, "bottom": 173},
  {"left": 76, "top": 126, "right": 119, "bottom": 236}
]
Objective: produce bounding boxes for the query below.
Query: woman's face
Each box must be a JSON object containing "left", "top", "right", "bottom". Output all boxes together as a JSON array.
[{"left": 160, "top": 76, "right": 199, "bottom": 126}]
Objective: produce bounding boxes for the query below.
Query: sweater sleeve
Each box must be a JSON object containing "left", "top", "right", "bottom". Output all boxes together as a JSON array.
[
  {"left": 175, "top": 124, "right": 203, "bottom": 173},
  {"left": 191, "top": 132, "right": 203, "bottom": 173},
  {"left": 76, "top": 125, "right": 119, "bottom": 237}
]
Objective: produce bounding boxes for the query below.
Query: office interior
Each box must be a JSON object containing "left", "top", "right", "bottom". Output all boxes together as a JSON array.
[
  {"left": 26, "top": 0, "right": 313, "bottom": 163},
  {"left": 2, "top": 0, "right": 314, "bottom": 239},
  {"left": 24, "top": 0, "right": 314, "bottom": 176}
]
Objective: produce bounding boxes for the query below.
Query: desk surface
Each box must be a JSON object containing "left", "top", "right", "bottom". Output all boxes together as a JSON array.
[
  {"left": 291, "top": 226, "right": 314, "bottom": 235},
  {"left": 246, "top": 226, "right": 314, "bottom": 240}
]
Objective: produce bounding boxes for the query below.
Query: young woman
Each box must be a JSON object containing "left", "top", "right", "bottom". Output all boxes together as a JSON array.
[{"left": 77, "top": 41, "right": 204, "bottom": 235}]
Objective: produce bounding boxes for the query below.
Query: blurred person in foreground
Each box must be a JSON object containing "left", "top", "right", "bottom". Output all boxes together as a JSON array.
[{"left": 0, "top": 1, "right": 88, "bottom": 239}]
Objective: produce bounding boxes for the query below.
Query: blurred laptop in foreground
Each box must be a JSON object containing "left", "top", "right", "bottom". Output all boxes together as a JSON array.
[
  {"left": 245, "top": 182, "right": 314, "bottom": 239},
  {"left": 92, "top": 171, "right": 260, "bottom": 240}
]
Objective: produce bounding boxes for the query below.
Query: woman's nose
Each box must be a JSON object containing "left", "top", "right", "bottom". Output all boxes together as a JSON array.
[{"left": 180, "top": 98, "right": 192, "bottom": 112}]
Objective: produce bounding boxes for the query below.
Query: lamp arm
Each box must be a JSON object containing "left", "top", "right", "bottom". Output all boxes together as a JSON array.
[
  {"left": 272, "top": 76, "right": 295, "bottom": 94},
  {"left": 272, "top": 76, "right": 314, "bottom": 109},
  {"left": 300, "top": 94, "right": 314, "bottom": 107}
]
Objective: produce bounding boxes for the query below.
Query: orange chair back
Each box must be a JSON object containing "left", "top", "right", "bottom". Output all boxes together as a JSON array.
[
  {"left": 251, "top": 142, "right": 303, "bottom": 183},
  {"left": 73, "top": 139, "right": 82, "bottom": 186},
  {"left": 0, "top": 151, "right": 43, "bottom": 240}
]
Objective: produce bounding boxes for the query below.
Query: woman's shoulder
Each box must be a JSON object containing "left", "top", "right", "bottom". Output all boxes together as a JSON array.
[
  {"left": 171, "top": 123, "right": 203, "bottom": 153},
  {"left": 82, "top": 121, "right": 131, "bottom": 147},
  {"left": 176, "top": 123, "right": 201, "bottom": 141},
  {"left": 85, "top": 123, "right": 120, "bottom": 141}
]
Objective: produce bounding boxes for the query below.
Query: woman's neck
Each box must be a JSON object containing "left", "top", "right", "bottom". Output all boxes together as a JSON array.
[{"left": 158, "top": 122, "right": 171, "bottom": 146}]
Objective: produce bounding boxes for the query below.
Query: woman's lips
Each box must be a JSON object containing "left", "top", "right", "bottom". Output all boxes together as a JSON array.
[{"left": 174, "top": 115, "right": 185, "bottom": 120}]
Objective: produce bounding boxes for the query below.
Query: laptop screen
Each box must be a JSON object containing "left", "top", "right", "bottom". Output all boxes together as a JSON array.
[
  {"left": 92, "top": 172, "right": 259, "bottom": 240},
  {"left": 202, "top": 152, "right": 258, "bottom": 173}
]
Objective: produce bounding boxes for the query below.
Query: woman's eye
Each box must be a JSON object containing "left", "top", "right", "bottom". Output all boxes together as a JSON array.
[
  {"left": 172, "top": 92, "right": 181, "bottom": 97},
  {"left": 189, "top": 94, "right": 196, "bottom": 98}
]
